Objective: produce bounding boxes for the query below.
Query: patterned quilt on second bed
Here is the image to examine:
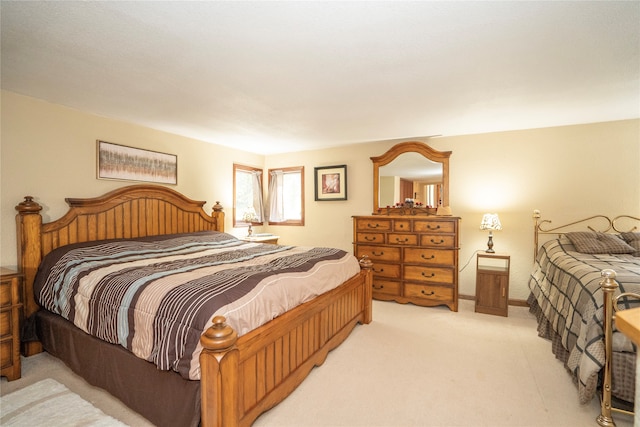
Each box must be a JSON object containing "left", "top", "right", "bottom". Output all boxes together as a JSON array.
[{"left": 528, "top": 236, "right": 640, "bottom": 403}]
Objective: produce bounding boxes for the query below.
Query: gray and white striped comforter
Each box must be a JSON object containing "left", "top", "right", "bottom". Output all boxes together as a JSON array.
[
  {"left": 33, "top": 231, "right": 361, "bottom": 380},
  {"left": 528, "top": 237, "right": 640, "bottom": 403}
]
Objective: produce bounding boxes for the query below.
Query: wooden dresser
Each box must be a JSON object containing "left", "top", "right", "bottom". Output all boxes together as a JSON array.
[
  {"left": 1, "top": 268, "right": 23, "bottom": 381},
  {"left": 353, "top": 215, "right": 460, "bottom": 311}
]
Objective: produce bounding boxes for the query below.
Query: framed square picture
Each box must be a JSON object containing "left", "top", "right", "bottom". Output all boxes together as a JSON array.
[
  {"left": 314, "top": 165, "right": 347, "bottom": 201},
  {"left": 97, "top": 140, "right": 177, "bottom": 185}
]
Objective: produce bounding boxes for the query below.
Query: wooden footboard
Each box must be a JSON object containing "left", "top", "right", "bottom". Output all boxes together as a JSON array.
[{"left": 200, "top": 261, "right": 373, "bottom": 427}]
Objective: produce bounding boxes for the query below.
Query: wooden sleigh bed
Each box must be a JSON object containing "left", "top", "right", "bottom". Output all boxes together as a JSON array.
[
  {"left": 15, "top": 184, "right": 373, "bottom": 427},
  {"left": 528, "top": 211, "right": 640, "bottom": 426}
]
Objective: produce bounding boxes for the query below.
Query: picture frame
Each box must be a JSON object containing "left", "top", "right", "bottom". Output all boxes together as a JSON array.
[
  {"left": 314, "top": 165, "right": 347, "bottom": 201},
  {"left": 97, "top": 140, "right": 177, "bottom": 185}
]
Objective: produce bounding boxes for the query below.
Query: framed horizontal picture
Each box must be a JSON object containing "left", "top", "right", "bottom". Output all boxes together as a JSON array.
[
  {"left": 97, "top": 140, "right": 177, "bottom": 185},
  {"left": 314, "top": 165, "right": 347, "bottom": 201}
]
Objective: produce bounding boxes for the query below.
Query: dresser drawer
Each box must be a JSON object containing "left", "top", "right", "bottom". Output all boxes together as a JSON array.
[
  {"left": 356, "top": 245, "right": 401, "bottom": 262},
  {"left": 355, "top": 218, "right": 392, "bottom": 231},
  {"left": 404, "top": 248, "right": 455, "bottom": 266},
  {"left": 388, "top": 233, "right": 418, "bottom": 245},
  {"left": 404, "top": 266, "right": 454, "bottom": 284},
  {"left": 414, "top": 220, "right": 456, "bottom": 233},
  {"left": 0, "top": 311, "right": 12, "bottom": 339},
  {"left": 404, "top": 283, "right": 453, "bottom": 302},
  {"left": 420, "top": 234, "right": 455, "bottom": 248},
  {"left": 371, "top": 263, "right": 401, "bottom": 279},
  {"left": 356, "top": 232, "right": 385, "bottom": 244},
  {"left": 0, "top": 281, "right": 13, "bottom": 308},
  {"left": 372, "top": 279, "right": 401, "bottom": 296},
  {"left": 393, "top": 220, "right": 412, "bottom": 232},
  {"left": 0, "top": 340, "right": 13, "bottom": 369}
]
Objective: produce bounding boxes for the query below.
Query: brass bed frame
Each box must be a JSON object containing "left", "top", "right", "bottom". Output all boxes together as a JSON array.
[
  {"left": 16, "top": 184, "right": 373, "bottom": 427},
  {"left": 532, "top": 211, "right": 640, "bottom": 427}
]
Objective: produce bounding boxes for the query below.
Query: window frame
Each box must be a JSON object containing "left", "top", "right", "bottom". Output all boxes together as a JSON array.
[
  {"left": 233, "top": 163, "right": 264, "bottom": 229},
  {"left": 268, "top": 166, "right": 305, "bottom": 226}
]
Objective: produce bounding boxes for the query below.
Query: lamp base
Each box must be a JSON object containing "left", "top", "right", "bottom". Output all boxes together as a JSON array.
[
  {"left": 247, "top": 224, "right": 253, "bottom": 237},
  {"left": 486, "top": 232, "right": 495, "bottom": 253}
]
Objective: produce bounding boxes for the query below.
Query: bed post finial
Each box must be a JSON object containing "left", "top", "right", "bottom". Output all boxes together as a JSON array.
[
  {"left": 597, "top": 269, "right": 618, "bottom": 427},
  {"left": 16, "top": 196, "right": 43, "bottom": 214},
  {"left": 201, "top": 316, "right": 237, "bottom": 350}
]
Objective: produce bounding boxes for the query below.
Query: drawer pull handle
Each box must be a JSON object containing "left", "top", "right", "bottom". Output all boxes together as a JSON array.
[
  {"left": 364, "top": 236, "right": 377, "bottom": 241},
  {"left": 421, "top": 254, "right": 435, "bottom": 260},
  {"left": 373, "top": 285, "right": 385, "bottom": 290},
  {"left": 395, "top": 237, "right": 409, "bottom": 244},
  {"left": 421, "top": 290, "right": 435, "bottom": 296},
  {"left": 430, "top": 239, "right": 445, "bottom": 245},
  {"left": 374, "top": 268, "right": 384, "bottom": 273},
  {"left": 372, "top": 251, "right": 384, "bottom": 256},
  {"left": 421, "top": 272, "right": 436, "bottom": 278},
  {"left": 367, "top": 223, "right": 380, "bottom": 229},
  {"left": 427, "top": 225, "right": 441, "bottom": 230},
  {"left": 399, "top": 224, "right": 405, "bottom": 229}
]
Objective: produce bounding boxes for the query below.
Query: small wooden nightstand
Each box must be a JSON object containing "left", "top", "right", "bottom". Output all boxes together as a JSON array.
[
  {"left": 240, "top": 235, "right": 279, "bottom": 245},
  {"left": 1, "top": 268, "right": 23, "bottom": 381},
  {"left": 475, "top": 253, "right": 510, "bottom": 317}
]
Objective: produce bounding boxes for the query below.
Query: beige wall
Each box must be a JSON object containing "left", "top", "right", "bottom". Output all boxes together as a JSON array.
[
  {"left": 2, "top": 90, "right": 639, "bottom": 301},
  {"left": 0, "top": 91, "right": 263, "bottom": 265}
]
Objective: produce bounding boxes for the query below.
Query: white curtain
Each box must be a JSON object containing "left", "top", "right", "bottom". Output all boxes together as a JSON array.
[
  {"left": 251, "top": 170, "right": 264, "bottom": 222},
  {"left": 268, "top": 170, "right": 285, "bottom": 222}
]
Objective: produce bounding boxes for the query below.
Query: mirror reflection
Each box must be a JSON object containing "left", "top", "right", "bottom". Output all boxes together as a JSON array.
[
  {"left": 372, "top": 141, "right": 450, "bottom": 214},
  {"left": 378, "top": 152, "right": 443, "bottom": 208}
]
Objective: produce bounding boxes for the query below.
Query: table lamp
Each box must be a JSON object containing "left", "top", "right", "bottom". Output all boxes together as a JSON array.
[
  {"left": 480, "top": 213, "right": 502, "bottom": 253},
  {"left": 242, "top": 207, "right": 257, "bottom": 237}
]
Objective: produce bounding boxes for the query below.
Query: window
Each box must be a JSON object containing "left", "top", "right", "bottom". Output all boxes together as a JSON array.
[
  {"left": 233, "top": 164, "right": 264, "bottom": 228},
  {"left": 268, "top": 166, "right": 304, "bottom": 226}
]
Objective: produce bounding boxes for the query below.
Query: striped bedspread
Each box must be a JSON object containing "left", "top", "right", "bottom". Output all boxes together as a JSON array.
[
  {"left": 528, "top": 237, "right": 640, "bottom": 403},
  {"left": 33, "top": 231, "right": 361, "bottom": 380}
]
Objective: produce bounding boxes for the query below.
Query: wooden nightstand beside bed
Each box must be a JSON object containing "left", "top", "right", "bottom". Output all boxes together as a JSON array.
[{"left": 1, "top": 267, "right": 23, "bottom": 381}]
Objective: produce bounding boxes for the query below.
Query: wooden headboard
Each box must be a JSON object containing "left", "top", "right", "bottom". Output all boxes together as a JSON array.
[
  {"left": 15, "top": 184, "right": 225, "bottom": 353},
  {"left": 532, "top": 210, "right": 639, "bottom": 260}
]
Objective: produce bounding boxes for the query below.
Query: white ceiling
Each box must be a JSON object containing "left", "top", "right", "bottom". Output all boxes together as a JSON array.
[{"left": 1, "top": 1, "right": 639, "bottom": 155}]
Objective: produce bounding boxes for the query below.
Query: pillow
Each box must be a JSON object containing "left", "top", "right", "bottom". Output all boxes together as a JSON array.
[
  {"left": 565, "top": 231, "right": 636, "bottom": 254},
  {"left": 619, "top": 232, "right": 640, "bottom": 257}
]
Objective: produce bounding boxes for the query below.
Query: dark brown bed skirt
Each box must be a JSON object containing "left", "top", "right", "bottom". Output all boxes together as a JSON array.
[
  {"left": 527, "top": 294, "right": 636, "bottom": 405},
  {"left": 35, "top": 310, "right": 201, "bottom": 427}
]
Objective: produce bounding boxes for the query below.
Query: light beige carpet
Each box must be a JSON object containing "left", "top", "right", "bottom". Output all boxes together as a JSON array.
[
  {"left": 0, "top": 300, "right": 635, "bottom": 426},
  {"left": 0, "top": 378, "right": 127, "bottom": 426}
]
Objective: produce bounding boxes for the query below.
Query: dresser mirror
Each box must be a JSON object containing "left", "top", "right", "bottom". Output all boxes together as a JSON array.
[{"left": 372, "top": 141, "right": 451, "bottom": 214}]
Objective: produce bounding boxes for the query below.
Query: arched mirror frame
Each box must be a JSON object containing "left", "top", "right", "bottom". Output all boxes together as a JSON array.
[{"left": 372, "top": 141, "right": 451, "bottom": 214}]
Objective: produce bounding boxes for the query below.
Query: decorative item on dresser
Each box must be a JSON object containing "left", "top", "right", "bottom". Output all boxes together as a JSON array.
[
  {"left": 475, "top": 253, "right": 510, "bottom": 317},
  {"left": 0, "top": 268, "right": 23, "bottom": 381},
  {"left": 353, "top": 214, "right": 460, "bottom": 311}
]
